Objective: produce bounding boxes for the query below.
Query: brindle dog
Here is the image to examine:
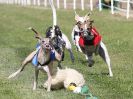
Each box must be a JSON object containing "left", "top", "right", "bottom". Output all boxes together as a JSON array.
[
  {"left": 46, "top": 25, "right": 75, "bottom": 63},
  {"left": 45, "top": 26, "right": 66, "bottom": 68}
]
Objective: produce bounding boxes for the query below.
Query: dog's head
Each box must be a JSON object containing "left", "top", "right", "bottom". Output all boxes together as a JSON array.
[
  {"left": 40, "top": 38, "right": 52, "bottom": 50},
  {"left": 54, "top": 25, "right": 62, "bottom": 37},
  {"left": 45, "top": 25, "right": 62, "bottom": 38},
  {"left": 46, "top": 26, "right": 53, "bottom": 38},
  {"left": 36, "top": 35, "right": 52, "bottom": 50},
  {"left": 75, "top": 12, "right": 94, "bottom": 40}
]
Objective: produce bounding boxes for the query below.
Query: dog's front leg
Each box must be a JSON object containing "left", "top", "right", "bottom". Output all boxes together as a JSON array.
[
  {"left": 8, "top": 51, "right": 37, "bottom": 79},
  {"left": 33, "top": 68, "right": 39, "bottom": 90},
  {"left": 86, "top": 52, "right": 94, "bottom": 67},
  {"left": 75, "top": 36, "right": 82, "bottom": 53},
  {"left": 54, "top": 50, "right": 62, "bottom": 69},
  {"left": 21, "top": 50, "right": 37, "bottom": 71},
  {"left": 42, "top": 66, "right": 52, "bottom": 92},
  {"left": 47, "top": 74, "right": 52, "bottom": 92},
  {"left": 54, "top": 50, "right": 62, "bottom": 61}
]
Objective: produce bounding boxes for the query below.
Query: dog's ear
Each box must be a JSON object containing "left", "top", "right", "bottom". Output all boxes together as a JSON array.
[
  {"left": 89, "top": 20, "right": 94, "bottom": 27},
  {"left": 75, "top": 11, "right": 80, "bottom": 22},
  {"left": 84, "top": 12, "right": 91, "bottom": 21},
  {"left": 35, "top": 36, "right": 42, "bottom": 40},
  {"left": 90, "top": 20, "right": 94, "bottom": 23},
  {"left": 28, "top": 27, "right": 42, "bottom": 40}
]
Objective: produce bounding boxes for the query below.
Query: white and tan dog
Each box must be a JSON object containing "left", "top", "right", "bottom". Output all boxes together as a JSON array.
[
  {"left": 8, "top": 35, "right": 61, "bottom": 92},
  {"left": 44, "top": 68, "right": 85, "bottom": 90}
]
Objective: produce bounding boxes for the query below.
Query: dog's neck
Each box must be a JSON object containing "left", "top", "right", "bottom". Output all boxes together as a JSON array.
[{"left": 38, "top": 47, "right": 51, "bottom": 65}]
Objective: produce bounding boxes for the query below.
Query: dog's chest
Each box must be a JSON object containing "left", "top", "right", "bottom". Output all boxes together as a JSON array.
[
  {"left": 83, "top": 45, "right": 96, "bottom": 53},
  {"left": 38, "top": 49, "right": 50, "bottom": 64}
]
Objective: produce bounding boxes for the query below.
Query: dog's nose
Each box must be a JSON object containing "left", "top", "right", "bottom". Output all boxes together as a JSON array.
[{"left": 46, "top": 45, "right": 50, "bottom": 47}]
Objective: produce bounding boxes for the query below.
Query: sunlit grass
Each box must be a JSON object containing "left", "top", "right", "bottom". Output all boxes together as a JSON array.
[{"left": 0, "top": 4, "right": 133, "bottom": 99}]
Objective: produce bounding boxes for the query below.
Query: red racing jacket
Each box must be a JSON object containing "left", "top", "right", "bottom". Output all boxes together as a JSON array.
[{"left": 79, "top": 27, "right": 102, "bottom": 47}]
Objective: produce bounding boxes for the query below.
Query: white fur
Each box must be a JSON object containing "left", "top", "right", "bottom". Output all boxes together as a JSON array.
[
  {"left": 49, "top": 0, "right": 56, "bottom": 27},
  {"left": 62, "top": 33, "right": 72, "bottom": 50},
  {"left": 100, "top": 41, "right": 113, "bottom": 77},
  {"left": 44, "top": 68, "right": 85, "bottom": 89},
  {"left": 71, "top": 25, "right": 88, "bottom": 59},
  {"left": 71, "top": 25, "right": 79, "bottom": 45},
  {"left": 71, "top": 25, "right": 82, "bottom": 52}
]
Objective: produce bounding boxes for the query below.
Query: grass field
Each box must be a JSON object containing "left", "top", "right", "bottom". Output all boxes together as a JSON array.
[{"left": 0, "top": 4, "right": 133, "bottom": 99}]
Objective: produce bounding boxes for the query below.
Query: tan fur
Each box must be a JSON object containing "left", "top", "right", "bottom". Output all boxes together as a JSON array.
[
  {"left": 8, "top": 37, "right": 61, "bottom": 91},
  {"left": 44, "top": 68, "right": 85, "bottom": 90}
]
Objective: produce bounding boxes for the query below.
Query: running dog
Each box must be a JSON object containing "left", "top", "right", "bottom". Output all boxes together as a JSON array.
[
  {"left": 71, "top": 12, "right": 113, "bottom": 77},
  {"left": 46, "top": 25, "right": 75, "bottom": 63},
  {"left": 8, "top": 32, "right": 61, "bottom": 91}
]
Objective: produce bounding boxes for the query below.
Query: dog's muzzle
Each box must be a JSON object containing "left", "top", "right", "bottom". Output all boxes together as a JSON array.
[
  {"left": 43, "top": 44, "right": 51, "bottom": 50},
  {"left": 80, "top": 30, "right": 94, "bottom": 40}
]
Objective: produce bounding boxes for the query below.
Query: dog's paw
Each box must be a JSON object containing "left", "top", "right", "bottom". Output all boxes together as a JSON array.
[
  {"left": 33, "top": 85, "right": 37, "bottom": 90},
  {"left": 43, "top": 82, "right": 51, "bottom": 92},
  {"left": 32, "top": 88, "right": 36, "bottom": 91},
  {"left": 47, "top": 88, "right": 51, "bottom": 92},
  {"left": 43, "top": 82, "right": 48, "bottom": 89},
  {"left": 88, "top": 60, "right": 95, "bottom": 67}
]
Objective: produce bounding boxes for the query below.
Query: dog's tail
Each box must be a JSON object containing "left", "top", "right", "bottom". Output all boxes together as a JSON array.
[{"left": 8, "top": 69, "right": 22, "bottom": 79}]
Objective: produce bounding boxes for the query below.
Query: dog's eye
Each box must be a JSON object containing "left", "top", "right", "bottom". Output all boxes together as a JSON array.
[
  {"left": 42, "top": 41, "right": 45, "bottom": 43},
  {"left": 80, "top": 28, "right": 83, "bottom": 31},
  {"left": 87, "top": 28, "right": 90, "bottom": 30},
  {"left": 78, "top": 22, "right": 81, "bottom": 25}
]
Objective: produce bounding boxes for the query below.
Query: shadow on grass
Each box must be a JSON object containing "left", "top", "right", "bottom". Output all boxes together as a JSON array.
[
  {"left": 39, "top": 85, "right": 65, "bottom": 92},
  {"left": 76, "top": 58, "right": 88, "bottom": 66},
  {"left": 87, "top": 72, "right": 109, "bottom": 76}
]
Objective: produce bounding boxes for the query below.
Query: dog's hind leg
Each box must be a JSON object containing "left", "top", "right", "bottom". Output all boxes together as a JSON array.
[
  {"left": 8, "top": 50, "right": 37, "bottom": 79},
  {"left": 98, "top": 41, "right": 113, "bottom": 77}
]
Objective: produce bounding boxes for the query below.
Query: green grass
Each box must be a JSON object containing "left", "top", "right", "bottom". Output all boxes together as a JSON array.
[{"left": 0, "top": 4, "right": 133, "bottom": 99}]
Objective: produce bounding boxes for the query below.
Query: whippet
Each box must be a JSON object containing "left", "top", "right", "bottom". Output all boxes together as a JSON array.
[{"left": 8, "top": 36, "right": 62, "bottom": 91}]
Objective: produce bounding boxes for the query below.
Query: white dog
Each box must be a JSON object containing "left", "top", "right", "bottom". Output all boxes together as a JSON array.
[{"left": 44, "top": 68, "right": 85, "bottom": 90}]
